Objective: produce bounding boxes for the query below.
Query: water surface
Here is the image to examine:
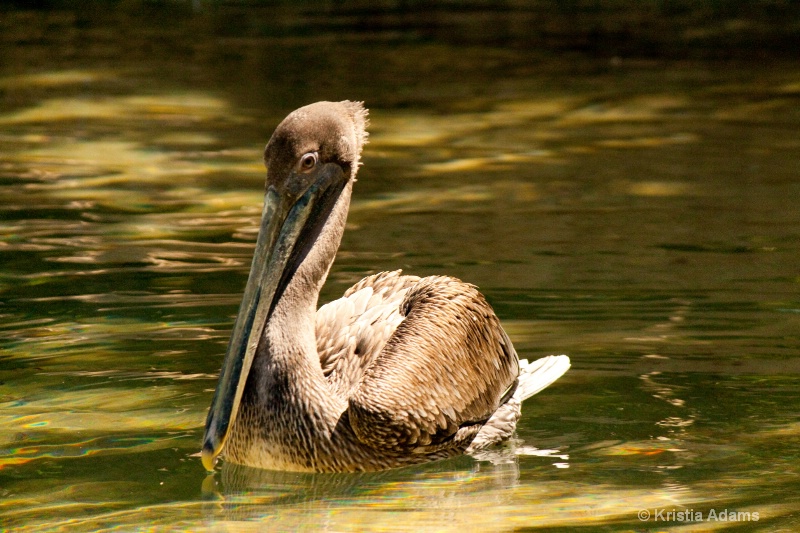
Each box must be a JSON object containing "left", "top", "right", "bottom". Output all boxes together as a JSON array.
[{"left": 1, "top": 3, "right": 799, "bottom": 531}]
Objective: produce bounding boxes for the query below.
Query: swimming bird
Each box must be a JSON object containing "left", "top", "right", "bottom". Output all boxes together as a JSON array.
[{"left": 201, "top": 101, "right": 570, "bottom": 473}]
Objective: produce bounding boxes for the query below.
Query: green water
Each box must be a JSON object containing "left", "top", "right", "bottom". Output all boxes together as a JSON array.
[{"left": 1, "top": 3, "right": 799, "bottom": 531}]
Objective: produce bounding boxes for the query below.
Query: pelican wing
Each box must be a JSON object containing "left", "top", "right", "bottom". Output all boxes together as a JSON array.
[
  {"left": 345, "top": 275, "right": 520, "bottom": 451},
  {"left": 316, "top": 271, "right": 420, "bottom": 398}
]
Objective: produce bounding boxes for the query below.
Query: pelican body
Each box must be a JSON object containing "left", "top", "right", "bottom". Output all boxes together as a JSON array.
[{"left": 202, "top": 101, "right": 569, "bottom": 472}]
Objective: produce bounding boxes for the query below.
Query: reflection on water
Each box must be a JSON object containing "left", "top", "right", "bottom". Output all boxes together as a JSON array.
[{"left": 2, "top": 2, "right": 800, "bottom": 531}]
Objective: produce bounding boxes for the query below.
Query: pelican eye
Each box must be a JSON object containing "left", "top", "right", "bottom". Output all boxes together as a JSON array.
[{"left": 299, "top": 152, "right": 318, "bottom": 172}]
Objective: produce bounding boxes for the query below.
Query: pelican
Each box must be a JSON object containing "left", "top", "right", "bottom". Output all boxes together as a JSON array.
[{"left": 202, "top": 101, "right": 570, "bottom": 473}]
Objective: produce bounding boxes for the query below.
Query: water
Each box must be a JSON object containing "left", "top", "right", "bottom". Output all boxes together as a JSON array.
[{"left": 2, "top": 3, "right": 799, "bottom": 531}]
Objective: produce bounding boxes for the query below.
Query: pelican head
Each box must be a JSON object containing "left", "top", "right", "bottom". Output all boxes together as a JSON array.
[{"left": 202, "top": 101, "right": 368, "bottom": 470}]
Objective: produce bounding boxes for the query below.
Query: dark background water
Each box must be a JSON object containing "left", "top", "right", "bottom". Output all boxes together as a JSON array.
[{"left": 1, "top": 1, "right": 799, "bottom": 531}]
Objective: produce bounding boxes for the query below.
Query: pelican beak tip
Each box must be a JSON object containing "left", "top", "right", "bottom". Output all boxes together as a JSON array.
[{"left": 201, "top": 443, "right": 218, "bottom": 472}]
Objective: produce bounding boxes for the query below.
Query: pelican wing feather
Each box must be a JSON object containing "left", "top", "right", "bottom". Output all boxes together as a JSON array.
[
  {"left": 344, "top": 275, "right": 520, "bottom": 452},
  {"left": 316, "top": 271, "right": 420, "bottom": 398}
]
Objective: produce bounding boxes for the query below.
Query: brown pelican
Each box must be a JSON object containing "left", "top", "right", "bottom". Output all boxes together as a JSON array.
[{"left": 202, "top": 101, "right": 570, "bottom": 473}]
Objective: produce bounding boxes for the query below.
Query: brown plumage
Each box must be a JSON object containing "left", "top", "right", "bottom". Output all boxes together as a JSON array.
[{"left": 201, "top": 101, "right": 570, "bottom": 472}]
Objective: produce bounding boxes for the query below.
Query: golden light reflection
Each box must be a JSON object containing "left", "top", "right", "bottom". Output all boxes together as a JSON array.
[
  {"left": 0, "top": 94, "right": 232, "bottom": 125},
  {"left": 0, "top": 389, "right": 203, "bottom": 434},
  {"left": 350, "top": 181, "right": 541, "bottom": 215},
  {"left": 1, "top": 317, "right": 228, "bottom": 364},
  {"left": 422, "top": 151, "right": 556, "bottom": 173},
  {"left": 16, "top": 140, "right": 261, "bottom": 192},
  {"left": 597, "top": 133, "right": 699, "bottom": 149},
  {"left": 0, "top": 434, "right": 189, "bottom": 470},
  {"left": 623, "top": 180, "right": 694, "bottom": 197},
  {"left": 0, "top": 69, "right": 116, "bottom": 89},
  {"left": 10, "top": 471, "right": 796, "bottom": 533},
  {"left": 556, "top": 94, "right": 688, "bottom": 126}
]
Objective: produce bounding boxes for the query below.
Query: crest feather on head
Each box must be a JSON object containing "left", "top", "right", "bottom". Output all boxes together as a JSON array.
[{"left": 340, "top": 100, "right": 369, "bottom": 164}]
